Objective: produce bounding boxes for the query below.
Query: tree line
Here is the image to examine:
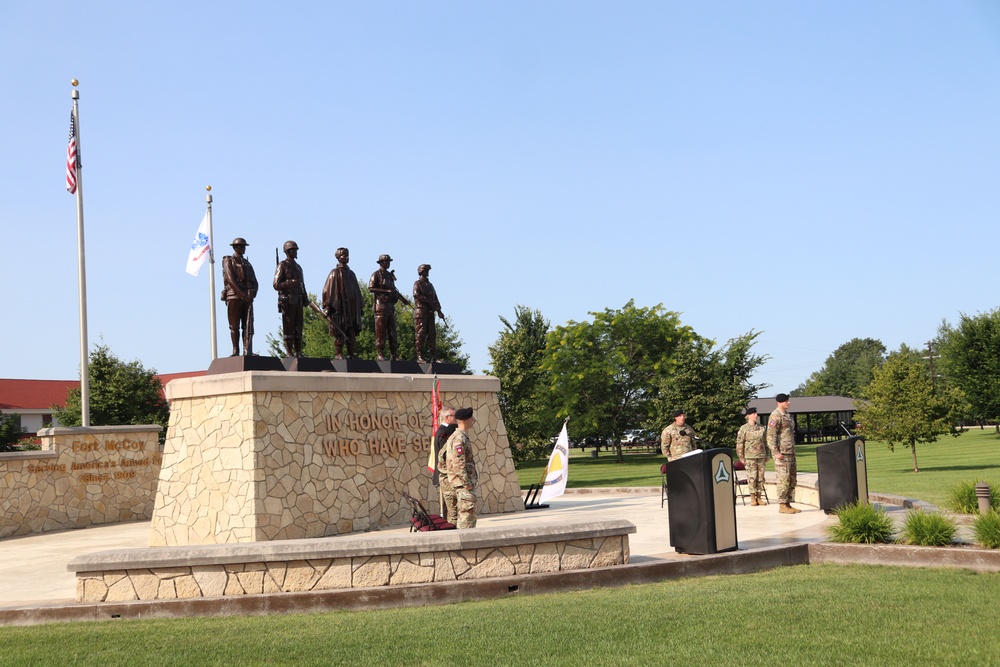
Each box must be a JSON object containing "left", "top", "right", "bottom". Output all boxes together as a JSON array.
[
  {"left": 15, "top": 294, "right": 999, "bottom": 476},
  {"left": 791, "top": 308, "right": 1000, "bottom": 472},
  {"left": 487, "top": 301, "right": 769, "bottom": 464}
]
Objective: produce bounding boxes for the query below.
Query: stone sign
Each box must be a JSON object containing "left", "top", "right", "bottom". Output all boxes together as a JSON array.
[{"left": 0, "top": 425, "right": 163, "bottom": 539}]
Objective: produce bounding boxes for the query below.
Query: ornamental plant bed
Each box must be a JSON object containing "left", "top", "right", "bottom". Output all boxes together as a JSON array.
[{"left": 809, "top": 542, "right": 1000, "bottom": 573}]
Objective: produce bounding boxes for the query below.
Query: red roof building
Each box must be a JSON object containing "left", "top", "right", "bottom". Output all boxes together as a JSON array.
[{"left": 0, "top": 372, "right": 205, "bottom": 437}]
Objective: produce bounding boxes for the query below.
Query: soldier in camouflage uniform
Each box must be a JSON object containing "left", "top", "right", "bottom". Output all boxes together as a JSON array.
[
  {"left": 766, "top": 393, "right": 800, "bottom": 514},
  {"left": 661, "top": 410, "right": 697, "bottom": 461},
  {"left": 442, "top": 407, "right": 479, "bottom": 528},
  {"left": 735, "top": 407, "right": 768, "bottom": 506},
  {"left": 437, "top": 442, "right": 457, "bottom": 525}
]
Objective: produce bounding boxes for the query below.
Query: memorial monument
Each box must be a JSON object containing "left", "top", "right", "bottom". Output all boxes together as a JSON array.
[{"left": 150, "top": 371, "right": 523, "bottom": 546}]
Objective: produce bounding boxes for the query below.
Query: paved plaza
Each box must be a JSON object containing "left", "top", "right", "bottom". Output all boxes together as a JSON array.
[{"left": 0, "top": 484, "right": 849, "bottom": 610}]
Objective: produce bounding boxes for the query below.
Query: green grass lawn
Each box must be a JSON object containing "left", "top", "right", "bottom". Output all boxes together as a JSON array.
[
  {"left": 517, "top": 429, "right": 1000, "bottom": 509},
  {"left": 4, "top": 564, "right": 999, "bottom": 666}
]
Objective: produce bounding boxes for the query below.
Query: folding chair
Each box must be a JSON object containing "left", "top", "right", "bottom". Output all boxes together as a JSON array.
[
  {"left": 733, "top": 459, "right": 751, "bottom": 506},
  {"left": 733, "top": 460, "right": 769, "bottom": 506},
  {"left": 660, "top": 463, "right": 669, "bottom": 508},
  {"left": 401, "top": 491, "right": 456, "bottom": 532}
]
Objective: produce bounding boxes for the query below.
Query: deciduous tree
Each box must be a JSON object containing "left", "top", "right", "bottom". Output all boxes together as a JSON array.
[
  {"left": 854, "top": 353, "right": 965, "bottom": 473},
  {"left": 542, "top": 300, "right": 694, "bottom": 463},
  {"left": 486, "top": 306, "right": 560, "bottom": 463},
  {"left": 938, "top": 309, "right": 1000, "bottom": 423},
  {"left": 654, "top": 331, "right": 770, "bottom": 448},
  {"left": 0, "top": 411, "right": 25, "bottom": 452},
  {"left": 54, "top": 344, "right": 170, "bottom": 437},
  {"left": 795, "top": 338, "right": 886, "bottom": 398}
]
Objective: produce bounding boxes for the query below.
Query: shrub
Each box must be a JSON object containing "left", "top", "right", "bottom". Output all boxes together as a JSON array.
[
  {"left": 947, "top": 479, "right": 1000, "bottom": 514},
  {"left": 899, "top": 509, "right": 958, "bottom": 546},
  {"left": 827, "top": 501, "right": 895, "bottom": 544},
  {"left": 973, "top": 511, "right": 1000, "bottom": 549}
]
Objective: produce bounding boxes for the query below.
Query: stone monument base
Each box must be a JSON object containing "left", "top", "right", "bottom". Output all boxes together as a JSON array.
[
  {"left": 282, "top": 357, "right": 335, "bottom": 373},
  {"left": 207, "top": 356, "right": 285, "bottom": 375},
  {"left": 71, "top": 520, "right": 634, "bottom": 603},
  {"left": 151, "top": 372, "right": 524, "bottom": 546}
]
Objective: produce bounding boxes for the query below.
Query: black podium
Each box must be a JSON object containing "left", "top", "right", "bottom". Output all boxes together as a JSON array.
[
  {"left": 666, "top": 448, "right": 738, "bottom": 554},
  {"left": 817, "top": 436, "right": 869, "bottom": 513}
]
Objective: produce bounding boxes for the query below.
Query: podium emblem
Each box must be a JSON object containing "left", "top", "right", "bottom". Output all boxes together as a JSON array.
[{"left": 714, "top": 459, "right": 731, "bottom": 484}]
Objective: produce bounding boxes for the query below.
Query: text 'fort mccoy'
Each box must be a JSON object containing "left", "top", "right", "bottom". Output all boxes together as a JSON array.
[{"left": 321, "top": 411, "right": 432, "bottom": 458}]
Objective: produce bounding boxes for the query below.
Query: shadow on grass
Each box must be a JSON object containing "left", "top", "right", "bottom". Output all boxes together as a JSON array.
[{"left": 900, "top": 465, "right": 1000, "bottom": 474}]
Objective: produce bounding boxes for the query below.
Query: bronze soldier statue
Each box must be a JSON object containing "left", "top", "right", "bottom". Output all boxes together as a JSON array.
[
  {"left": 321, "top": 247, "right": 364, "bottom": 359},
  {"left": 368, "top": 254, "right": 411, "bottom": 361},
  {"left": 221, "top": 237, "right": 258, "bottom": 356},
  {"left": 273, "top": 240, "right": 307, "bottom": 358},
  {"left": 413, "top": 264, "right": 444, "bottom": 363}
]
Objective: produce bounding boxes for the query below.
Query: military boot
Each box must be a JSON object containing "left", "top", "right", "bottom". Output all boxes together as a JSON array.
[
  {"left": 779, "top": 503, "right": 801, "bottom": 514},
  {"left": 750, "top": 494, "right": 760, "bottom": 506},
  {"left": 230, "top": 331, "right": 241, "bottom": 357}
]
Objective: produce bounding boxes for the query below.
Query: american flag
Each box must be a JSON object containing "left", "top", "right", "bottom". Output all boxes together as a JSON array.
[{"left": 66, "top": 111, "right": 78, "bottom": 194}]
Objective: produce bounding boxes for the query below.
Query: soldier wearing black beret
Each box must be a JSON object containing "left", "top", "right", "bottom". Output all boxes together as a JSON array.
[{"left": 438, "top": 407, "right": 479, "bottom": 528}]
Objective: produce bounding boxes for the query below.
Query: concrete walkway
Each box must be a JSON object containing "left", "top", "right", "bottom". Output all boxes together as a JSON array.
[{"left": 0, "top": 487, "right": 845, "bottom": 610}]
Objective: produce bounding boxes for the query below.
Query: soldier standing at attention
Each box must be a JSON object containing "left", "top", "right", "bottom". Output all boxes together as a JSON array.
[
  {"left": 736, "top": 407, "right": 769, "bottom": 506},
  {"left": 222, "top": 237, "right": 258, "bottom": 356},
  {"left": 767, "top": 393, "right": 800, "bottom": 514},
  {"left": 273, "top": 240, "right": 307, "bottom": 358},
  {"left": 661, "top": 409, "right": 697, "bottom": 461},
  {"left": 441, "top": 407, "right": 479, "bottom": 529}
]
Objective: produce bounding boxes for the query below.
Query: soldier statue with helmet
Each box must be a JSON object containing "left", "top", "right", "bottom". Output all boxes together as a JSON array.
[
  {"left": 273, "top": 240, "right": 307, "bottom": 358},
  {"left": 413, "top": 263, "right": 445, "bottom": 364}
]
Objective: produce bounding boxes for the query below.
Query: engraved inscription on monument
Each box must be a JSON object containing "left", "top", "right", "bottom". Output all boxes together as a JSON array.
[{"left": 321, "top": 410, "right": 433, "bottom": 458}]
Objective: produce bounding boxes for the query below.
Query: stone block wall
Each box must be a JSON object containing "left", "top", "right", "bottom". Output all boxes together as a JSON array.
[
  {"left": 73, "top": 521, "right": 634, "bottom": 603},
  {"left": 150, "top": 372, "right": 525, "bottom": 546},
  {"left": 0, "top": 425, "right": 162, "bottom": 539}
]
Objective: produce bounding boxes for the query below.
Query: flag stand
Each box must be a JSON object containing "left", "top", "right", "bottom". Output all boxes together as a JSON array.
[
  {"left": 523, "top": 483, "right": 549, "bottom": 510},
  {"left": 524, "top": 417, "right": 571, "bottom": 510}
]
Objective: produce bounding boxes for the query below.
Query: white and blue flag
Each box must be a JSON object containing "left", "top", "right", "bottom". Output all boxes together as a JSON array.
[
  {"left": 185, "top": 211, "right": 211, "bottom": 276},
  {"left": 539, "top": 422, "right": 570, "bottom": 502}
]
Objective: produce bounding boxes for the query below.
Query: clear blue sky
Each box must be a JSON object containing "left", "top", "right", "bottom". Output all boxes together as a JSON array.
[{"left": 2, "top": 2, "right": 999, "bottom": 395}]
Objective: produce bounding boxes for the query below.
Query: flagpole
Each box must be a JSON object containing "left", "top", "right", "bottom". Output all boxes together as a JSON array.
[
  {"left": 71, "top": 79, "right": 90, "bottom": 427},
  {"left": 206, "top": 186, "right": 218, "bottom": 360}
]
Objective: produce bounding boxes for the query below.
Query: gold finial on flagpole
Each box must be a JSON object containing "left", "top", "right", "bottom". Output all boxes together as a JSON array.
[
  {"left": 71, "top": 79, "right": 79, "bottom": 87},
  {"left": 206, "top": 185, "right": 212, "bottom": 192}
]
